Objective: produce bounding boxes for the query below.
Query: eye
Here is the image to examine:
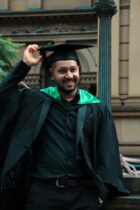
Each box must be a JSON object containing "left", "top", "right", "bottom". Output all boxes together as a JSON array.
[
  {"left": 58, "top": 68, "right": 67, "bottom": 74},
  {"left": 70, "top": 66, "right": 78, "bottom": 72}
]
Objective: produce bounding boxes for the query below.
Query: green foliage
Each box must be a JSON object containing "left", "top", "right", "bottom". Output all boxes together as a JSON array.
[
  {"left": 0, "top": 68, "right": 8, "bottom": 80},
  {"left": 0, "top": 37, "right": 24, "bottom": 80}
]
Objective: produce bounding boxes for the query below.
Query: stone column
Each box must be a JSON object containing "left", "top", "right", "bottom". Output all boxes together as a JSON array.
[{"left": 95, "top": 0, "right": 117, "bottom": 109}]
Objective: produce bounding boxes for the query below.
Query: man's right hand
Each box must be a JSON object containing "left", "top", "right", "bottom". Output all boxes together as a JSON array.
[{"left": 23, "top": 44, "right": 42, "bottom": 67}]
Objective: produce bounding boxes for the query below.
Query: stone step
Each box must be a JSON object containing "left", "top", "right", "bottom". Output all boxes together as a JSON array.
[
  {"left": 102, "top": 194, "right": 140, "bottom": 210},
  {"left": 124, "top": 176, "right": 140, "bottom": 194},
  {"left": 101, "top": 176, "right": 140, "bottom": 210}
]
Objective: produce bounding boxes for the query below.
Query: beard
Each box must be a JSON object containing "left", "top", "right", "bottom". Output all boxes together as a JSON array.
[
  {"left": 57, "top": 78, "right": 79, "bottom": 95},
  {"left": 58, "top": 86, "right": 76, "bottom": 94}
]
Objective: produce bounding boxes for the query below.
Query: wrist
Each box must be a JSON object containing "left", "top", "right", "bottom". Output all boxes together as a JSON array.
[
  {"left": 21, "top": 60, "right": 31, "bottom": 70},
  {"left": 22, "top": 59, "right": 33, "bottom": 67}
]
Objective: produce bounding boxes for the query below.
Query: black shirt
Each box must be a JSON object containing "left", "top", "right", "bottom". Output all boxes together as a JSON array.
[{"left": 31, "top": 96, "right": 89, "bottom": 179}]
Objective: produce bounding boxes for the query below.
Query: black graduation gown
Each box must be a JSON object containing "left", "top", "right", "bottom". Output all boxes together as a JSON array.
[{"left": 0, "top": 61, "right": 129, "bottom": 210}]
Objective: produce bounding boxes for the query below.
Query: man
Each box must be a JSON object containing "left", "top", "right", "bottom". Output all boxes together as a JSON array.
[{"left": 0, "top": 43, "right": 129, "bottom": 210}]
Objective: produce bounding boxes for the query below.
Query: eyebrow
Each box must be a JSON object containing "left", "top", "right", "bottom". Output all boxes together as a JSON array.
[{"left": 57, "top": 66, "right": 78, "bottom": 71}]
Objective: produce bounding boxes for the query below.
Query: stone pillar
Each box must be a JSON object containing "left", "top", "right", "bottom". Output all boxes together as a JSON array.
[{"left": 95, "top": 0, "right": 117, "bottom": 109}]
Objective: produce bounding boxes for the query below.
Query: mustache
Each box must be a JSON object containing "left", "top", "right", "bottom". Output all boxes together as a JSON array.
[{"left": 63, "top": 78, "right": 76, "bottom": 82}]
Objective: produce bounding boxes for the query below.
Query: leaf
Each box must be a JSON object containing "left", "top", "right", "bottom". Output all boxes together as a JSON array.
[{"left": 0, "top": 37, "right": 25, "bottom": 80}]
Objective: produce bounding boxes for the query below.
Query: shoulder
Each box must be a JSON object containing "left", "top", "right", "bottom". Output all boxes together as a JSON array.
[
  {"left": 87, "top": 98, "right": 112, "bottom": 120},
  {"left": 78, "top": 89, "right": 101, "bottom": 104},
  {"left": 19, "top": 88, "right": 51, "bottom": 101},
  {"left": 90, "top": 101, "right": 111, "bottom": 113}
]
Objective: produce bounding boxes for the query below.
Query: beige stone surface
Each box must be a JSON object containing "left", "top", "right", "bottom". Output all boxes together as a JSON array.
[
  {"left": 28, "top": 0, "right": 41, "bottom": 9},
  {"left": 119, "top": 78, "right": 128, "bottom": 95},
  {"left": 119, "top": 43, "right": 129, "bottom": 60},
  {"left": 42, "top": 0, "right": 91, "bottom": 10},
  {"left": 129, "top": 0, "right": 140, "bottom": 96},
  {"left": 119, "top": 61, "right": 129, "bottom": 77},
  {"left": 115, "top": 118, "right": 140, "bottom": 144},
  {"left": 10, "top": 0, "right": 28, "bottom": 11},
  {"left": 120, "top": 8, "right": 130, "bottom": 25},
  {"left": 111, "top": 0, "right": 119, "bottom": 97},
  {"left": 120, "top": 26, "right": 129, "bottom": 43},
  {"left": 0, "top": 0, "right": 8, "bottom": 9},
  {"left": 5, "top": 0, "right": 92, "bottom": 11}
]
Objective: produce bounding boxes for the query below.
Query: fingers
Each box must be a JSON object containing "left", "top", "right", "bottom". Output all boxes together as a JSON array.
[
  {"left": 23, "top": 44, "right": 42, "bottom": 67},
  {"left": 26, "top": 44, "right": 39, "bottom": 53}
]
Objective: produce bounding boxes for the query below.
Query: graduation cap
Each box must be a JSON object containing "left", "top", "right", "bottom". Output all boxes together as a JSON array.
[{"left": 39, "top": 43, "right": 93, "bottom": 67}]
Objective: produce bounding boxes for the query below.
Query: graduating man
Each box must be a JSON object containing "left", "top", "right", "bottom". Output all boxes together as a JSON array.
[{"left": 0, "top": 44, "right": 129, "bottom": 210}]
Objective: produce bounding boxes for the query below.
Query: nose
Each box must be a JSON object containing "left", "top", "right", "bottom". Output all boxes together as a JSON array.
[{"left": 65, "top": 70, "right": 73, "bottom": 78}]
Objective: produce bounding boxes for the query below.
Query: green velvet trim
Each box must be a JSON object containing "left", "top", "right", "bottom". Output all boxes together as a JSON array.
[{"left": 40, "top": 86, "right": 101, "bottom": 104}]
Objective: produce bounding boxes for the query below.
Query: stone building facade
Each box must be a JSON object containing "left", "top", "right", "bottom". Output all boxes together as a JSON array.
[
  {"left": 0, "top": 0, "right": 140, "bottom": 156},
  {"left": 0, "top": 0, "right": 97, "bottom": 91},
  {"left": 112, "top": 0, "right": 140, "bottom": 155}
]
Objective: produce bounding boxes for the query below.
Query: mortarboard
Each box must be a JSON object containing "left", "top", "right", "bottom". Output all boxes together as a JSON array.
[{"left": 39, "top": 43, "right": 93, "bottom": 67}]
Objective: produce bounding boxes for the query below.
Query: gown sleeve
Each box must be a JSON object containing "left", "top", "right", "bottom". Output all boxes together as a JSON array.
[
  {"left": 95, "top": 103, "right": 129, "bottom": 196},
  {"left": 0, "top": 61, "right": 30, "bottom": 161}
]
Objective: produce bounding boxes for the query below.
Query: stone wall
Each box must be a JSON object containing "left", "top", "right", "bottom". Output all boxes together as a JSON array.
[{"left": 0, "top": 0, "right": 92, "bottom": 11}]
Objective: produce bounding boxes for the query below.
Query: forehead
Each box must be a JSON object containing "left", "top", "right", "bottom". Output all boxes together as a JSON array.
[{"left": 52, "top": 60, "right": 78, "bottom": 68}]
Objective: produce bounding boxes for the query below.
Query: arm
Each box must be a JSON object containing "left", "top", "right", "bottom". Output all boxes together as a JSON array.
[
  {"left": 0, "top": 61, "right": 30, "bottom": 99},
  {"left": 0, "top": 44, "right": 42, "bottom": 122},
  {"left": 0, "top": 61, "right": 29, "bottom": 162},
  {"left": 0, "top": 45, "right": 42, "bottom": 160},
  {"left": 0, "top": 44, "right": 42, "bottom": 99}
]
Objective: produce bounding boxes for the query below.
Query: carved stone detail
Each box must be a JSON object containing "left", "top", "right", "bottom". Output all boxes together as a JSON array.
[
  {"left": 24, "top": 74, "right": 41, "bottom": 89},
  {"left": 80, "top": 72, "right": 97, "bottom": 90},
  {"left": 96, "top": 0, "right": 117, "bottom": 17},
  {"left": 0, "top": 13, "right": 97, "bottom": 35},
  {"left": 80, "top": 72, "right": 96, "bottom": 83},
  {"left": 0, "top": 22, "right": 97, "bottom": 35}
]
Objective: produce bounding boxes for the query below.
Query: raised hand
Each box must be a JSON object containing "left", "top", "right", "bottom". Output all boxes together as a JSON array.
[{"left": 23, "top": 44, "right": 42, "bottom": 67}]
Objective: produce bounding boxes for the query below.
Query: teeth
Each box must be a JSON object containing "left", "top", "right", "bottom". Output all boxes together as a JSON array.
[{"left": 65, "top": 81, "right": 73, "bottom": 83}]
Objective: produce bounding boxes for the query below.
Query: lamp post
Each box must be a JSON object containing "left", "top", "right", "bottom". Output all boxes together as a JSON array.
[{"left": 95, "top": 0, "right": 117, "bottom": 110}]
